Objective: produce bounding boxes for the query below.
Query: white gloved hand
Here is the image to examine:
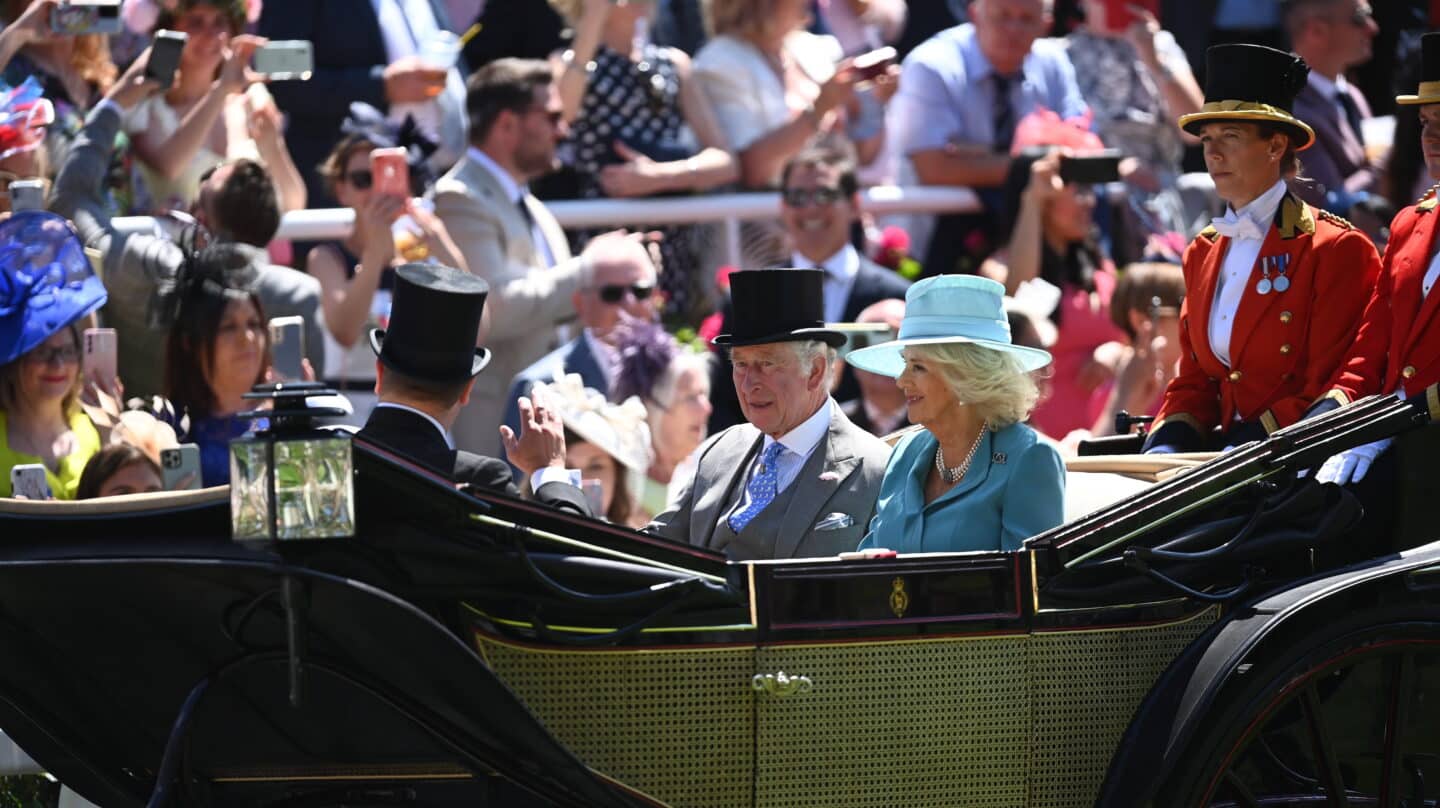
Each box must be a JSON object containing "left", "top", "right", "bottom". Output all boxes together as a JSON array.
[{"left": 1315, "top": 437, "right": 1393, "bottom": 485}]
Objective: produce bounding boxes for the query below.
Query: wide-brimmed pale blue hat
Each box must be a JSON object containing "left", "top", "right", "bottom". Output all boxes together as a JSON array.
[
  {"left": 845, "top": 275, "right": 1052, "bottom": 378},
  {"left": 0, "top": 211, "right": 107, "bottom": 366}
]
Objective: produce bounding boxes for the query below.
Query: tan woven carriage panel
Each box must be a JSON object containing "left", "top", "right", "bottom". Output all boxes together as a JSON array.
[
  {"left": 754, "top": 634, "right": 1032, "bottom": 807},
  {"left": 1027, "top": 606, "right": 1220, "bottom": 808},
  {"left": 477, "top": 635, "right": 755, "bottom": 808}
]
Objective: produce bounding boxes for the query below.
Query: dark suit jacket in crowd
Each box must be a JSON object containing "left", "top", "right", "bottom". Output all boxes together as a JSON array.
[
  {"left": 357, "top": 405, "right": 592, "bottom": 518},
  {"left": 708, "top": 258, "right": 911, "bottom": 434},
  {"left": 258, "top": 0, "right": 459, "bottom": 208},
  {"left": 1290, "top": 81, "right": 1380, "bottom": 208},
  {"left": 460, "top": 0, "right": 566, "bottom": 69}
]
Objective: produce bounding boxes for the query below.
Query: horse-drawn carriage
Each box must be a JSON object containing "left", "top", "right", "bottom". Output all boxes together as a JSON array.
[{"left": 0, "top": 390, "right": 1436, "bottom": 807}]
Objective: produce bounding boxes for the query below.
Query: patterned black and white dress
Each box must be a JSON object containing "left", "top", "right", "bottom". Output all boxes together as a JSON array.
[{"left": 568, "top": 43, "right": 713, "bottom": 325}]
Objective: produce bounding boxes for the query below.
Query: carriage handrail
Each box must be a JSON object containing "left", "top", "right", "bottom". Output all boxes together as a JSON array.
[{"left": 469, "top": 513, "right": 729, "bottom": 586}]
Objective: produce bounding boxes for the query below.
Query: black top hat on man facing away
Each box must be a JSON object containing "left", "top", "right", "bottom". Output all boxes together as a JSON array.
[
  {"left": 712, "top": 268, "right": 847, "bottom": 348},
  {"left": 370, "top": 264, "right": 491, "bottom": 381},
  {"left": 1178, "top": 44, "right": 1317, "bottom": 151},
  {"left": 1398, "top": 32, "right": 1440, "bottom": 106}
]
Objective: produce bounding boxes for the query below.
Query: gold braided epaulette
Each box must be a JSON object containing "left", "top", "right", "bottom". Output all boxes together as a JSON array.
[
  {"left": 1419, "top": 183, "right": 1440, "bottom": 212},
  {"left": 1315, "top": 209, "right": 1354, "bottom": 230},
  {"left": 1197, "top": 224, "right": 1218, "bottom": 242}
]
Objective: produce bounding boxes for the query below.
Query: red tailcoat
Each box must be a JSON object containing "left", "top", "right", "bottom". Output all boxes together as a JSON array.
[
  {"left": 1328, "top": 184, "right": 1440, "bottom": 416},
  {"left": 1154, "top": 193, "right": 1382, "bottom": 439}
]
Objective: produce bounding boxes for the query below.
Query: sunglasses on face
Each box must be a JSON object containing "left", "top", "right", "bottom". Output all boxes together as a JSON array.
[
  {"left": 595, "top": 283, "right": 656, "bottom": 304},
  {"left": 782, "top": 187, "right": 844, "bottom": 208},
  {"left": 27, "top": 344, "right": 79, "bottom": 365},
  {"left": 344, "top": 169, "right": 374, "bottom": 190}
]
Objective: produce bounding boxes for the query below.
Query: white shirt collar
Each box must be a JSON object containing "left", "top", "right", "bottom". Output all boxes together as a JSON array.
[
  {"left": 1307, "top": 70, "right": 1348, "bottom": 100},
  {"left": 791, "top": 244, "right": 861, "bottom": 281},
  {"left": 467, "top": 145, "right": 526, "bottom": 204},
  {"left": 1230, "top": 178, "right": 1289, "bottom": 227},
  {"left": 763, "top": 397, "right": 833, "bottom": 458},
  {"left": 374, "top": 402, "right": 455, "bottom": 450}
]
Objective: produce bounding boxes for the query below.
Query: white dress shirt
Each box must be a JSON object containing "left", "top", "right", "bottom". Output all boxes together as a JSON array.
[
  {"left": 728, "top": 398, "right": 834, "bottom": 522},
  {"left": 466, "top": 146, "right": 557, "bottom": 269},
  {"left": 1209, "top": 179, "right": 1289, "bottom": 368},
  {"left": 1306, "top": 71, "right": 1358, "bottom": 137},
  {"left": 370, "top": 0, "right": 468, "bottom": 166},
  {"left": 1424, "top": 250, "right": 1440, "bottom": 298},
  {"left": 793, "top": 244, "right": 861, "bottom": 324}
]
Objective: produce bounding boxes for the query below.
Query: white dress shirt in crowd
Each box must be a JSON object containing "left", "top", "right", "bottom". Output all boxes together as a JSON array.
[
  {"left": 1306, "top": 71, "right": 1360, "bottom": 138},
  {"left": 1209, "top": 178, "right": 1288, "bottom": 368},
  {"left": 369, "top": 0, "right": 468, "bottom": 167},
  {"left": 793, "top": 244, "right": 860, "bottom": 325},
  {"left": 728, "top": 398, "right": 834, "bottom": 523},
  {"left": 1424, "top": 250, "right": 1440, "bottom": 299},
  {"left": 466, "top": 146, "right": 557, "bottom": 269}
]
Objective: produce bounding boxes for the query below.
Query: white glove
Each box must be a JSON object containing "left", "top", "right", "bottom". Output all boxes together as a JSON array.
[{"left": 1315, "top": 437, "right": 1393, "bottom": 485}]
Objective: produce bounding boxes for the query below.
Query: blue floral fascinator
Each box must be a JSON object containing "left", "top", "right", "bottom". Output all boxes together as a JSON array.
[{"left": 0, "top": 211, "right": 106, "bottom": 366}]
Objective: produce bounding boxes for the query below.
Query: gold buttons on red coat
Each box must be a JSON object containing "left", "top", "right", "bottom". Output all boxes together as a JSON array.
[
  {"left": 1404, "top": 366, "right": 1417, "bottom": 379},
  {"left": 1280, "top": 344, "right": 1292, "bottom": 354},
  {"left": 1280, "top": 311, "right": 1293, "bottom": 323},
  {"left": 1229, "top": 370, "right": 1243, "bottom": 382}
]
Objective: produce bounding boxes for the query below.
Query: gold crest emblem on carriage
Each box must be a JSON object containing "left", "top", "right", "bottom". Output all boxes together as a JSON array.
[{"left": 889, "top": 576, "right": 909, "bottom": 618}]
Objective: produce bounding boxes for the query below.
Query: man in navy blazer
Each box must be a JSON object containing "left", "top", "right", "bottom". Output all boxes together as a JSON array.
[
  {"left": 500, "top": 235, "right": 660, "bottom": 473},
  {"left": 259, "top": 0, "right": 468, "bottom": 207},
  {"left": 709, "top": 145, "right": 911, "bottom": 433}
]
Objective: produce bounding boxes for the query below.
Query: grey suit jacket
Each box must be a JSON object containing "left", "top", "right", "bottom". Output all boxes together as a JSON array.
[
  {"left": 50, "top": 104, "right": 327, "bottom": 398},
  {"left": 1291, "top": 81, "right": 1379, "bottom": 205},
  {"left": 433, "top": 153, "right": 582, "bottom": 456},
  {"left": 647, "top": 401, "right": 891, "bottom": 560}
]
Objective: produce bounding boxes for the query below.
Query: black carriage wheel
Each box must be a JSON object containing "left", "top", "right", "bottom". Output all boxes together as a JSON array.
[{"left": 1152, "top": 609, "right": 1440, "bottom": 808}]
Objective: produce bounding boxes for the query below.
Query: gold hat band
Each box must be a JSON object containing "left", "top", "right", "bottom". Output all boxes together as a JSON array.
[
  {"left": 1177, "top": 100, "right": 1317, "bottom": 151},
  {"left": 1396, "top": 80, "right": 1440, "bottom": 105}
]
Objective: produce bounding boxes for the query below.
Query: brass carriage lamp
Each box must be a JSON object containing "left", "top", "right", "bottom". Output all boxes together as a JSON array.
[{"left": 230, "top": 383, "right": 355, "bottom": 542}]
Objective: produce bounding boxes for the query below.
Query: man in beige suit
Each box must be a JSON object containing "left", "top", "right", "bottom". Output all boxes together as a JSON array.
[
  {"left": 647, "top": 270, "right": 892, "bottom": 561},
  {"left": 434, "top": 58, "right": 581, "bottom": 456}
]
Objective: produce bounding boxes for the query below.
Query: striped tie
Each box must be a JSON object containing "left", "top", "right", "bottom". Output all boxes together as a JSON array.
[{"left": 728, "top": 442, "right": 786, "bottom": 533}]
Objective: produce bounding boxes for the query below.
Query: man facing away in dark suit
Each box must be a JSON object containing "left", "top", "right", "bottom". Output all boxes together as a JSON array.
[
  {"left": 357, "top": 264, "right": 592, "bottom": 517},
  {"left": 709, "top": 144, "right": 911, "bottom": 433}
]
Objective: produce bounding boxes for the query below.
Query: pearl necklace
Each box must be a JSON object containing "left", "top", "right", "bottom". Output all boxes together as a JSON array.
[{"left": 934, "top": 421, "right": 988, "bottom": 485}]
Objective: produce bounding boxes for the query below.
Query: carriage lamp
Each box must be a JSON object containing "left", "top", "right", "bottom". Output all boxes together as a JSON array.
[{"left": 229, "top": 383, "right": 355, "bottom": 542}]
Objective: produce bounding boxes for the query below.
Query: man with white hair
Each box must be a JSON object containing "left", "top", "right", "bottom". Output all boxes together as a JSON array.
[
  {"left": 648, "top": 269, "right": 891, "bottom": 561},
  {"left": 500, "top": 233, "right": 659, "bottom": 473}
]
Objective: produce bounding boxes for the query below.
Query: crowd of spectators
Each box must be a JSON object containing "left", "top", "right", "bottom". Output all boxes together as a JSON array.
[{"left": 0, "top": 0, "right": 1431, "bottom": 540}]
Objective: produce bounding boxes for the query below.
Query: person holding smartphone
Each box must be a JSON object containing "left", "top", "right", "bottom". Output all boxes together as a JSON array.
[
  {"left": 121, "top": 0, "right": 308, "bottom": 215},
  {"left": 0, "top": 211, "right": 109, "bottom": 499}
]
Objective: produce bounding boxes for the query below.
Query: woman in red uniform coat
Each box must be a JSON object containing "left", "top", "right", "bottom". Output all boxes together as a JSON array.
[
  {"left": 1313, "top": 32, "right": 1440, "bottom": 485},
  {"left": 1143, "top": 44, "right": 1382, "bottom": 453}
]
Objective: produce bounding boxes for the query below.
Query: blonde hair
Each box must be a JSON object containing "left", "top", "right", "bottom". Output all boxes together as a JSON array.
[
  {"left": 706, "top": 0, "right": 792, "bottom": 41},
  {"left": 909, "top": 342, "right": 1039, "bottom": 429}
]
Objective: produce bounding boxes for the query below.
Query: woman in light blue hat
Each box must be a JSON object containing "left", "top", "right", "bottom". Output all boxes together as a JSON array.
[{"left": 846, "top": 275, "right": 1066, "bottom": 553}]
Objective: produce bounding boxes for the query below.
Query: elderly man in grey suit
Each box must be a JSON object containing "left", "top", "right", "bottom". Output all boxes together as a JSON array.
[
  {"left": 648, "top": 269, "right": 892, "bottom": 561},
  {"left": 49, "top": 59, "right": 326, "bottom": 399},
  {"left": 435, "top": 58, "right": 583, "bottom": 457}
]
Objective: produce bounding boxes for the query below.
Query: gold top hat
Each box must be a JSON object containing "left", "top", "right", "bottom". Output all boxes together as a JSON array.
[
  {"left": 1398, "top": 33, "right": 1440, "bottom": 105},
  {"left": 1177, "top": 44, "right": 1317, "bottom": 151}
]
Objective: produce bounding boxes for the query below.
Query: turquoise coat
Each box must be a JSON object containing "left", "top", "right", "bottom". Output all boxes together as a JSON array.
[{"left": 859, "top": 422, "right": 1066, "bottom": 553}]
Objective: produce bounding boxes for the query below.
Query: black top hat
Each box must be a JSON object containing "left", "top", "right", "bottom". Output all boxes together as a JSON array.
[
  {"left": 1178, "top": 44, "right": 1316, "bottom": 151},
  {"left": 1398, "top": 32, "right": 1440, "bottom": 105},
  {"left": 369, "top": 264, "right": 491, "bottom": 382},
  {"left": 712, "top": 269, "right": 846, "bottom": 348}
]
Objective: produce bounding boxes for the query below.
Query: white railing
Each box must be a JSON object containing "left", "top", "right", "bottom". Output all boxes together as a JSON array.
[{"left": 273, "top": 185, "right": 983, "bottom": 267}]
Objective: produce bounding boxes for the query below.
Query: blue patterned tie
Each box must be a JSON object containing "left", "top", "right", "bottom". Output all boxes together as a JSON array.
[{"left": 728, "top": 442, "right": 786, "bottom": 533}]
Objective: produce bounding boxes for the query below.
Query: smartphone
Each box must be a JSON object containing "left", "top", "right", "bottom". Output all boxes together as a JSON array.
[
  {"left": 1060, "top": 150, "right": 1123, "bottom": 185},
  {"left": 8, "top": 179, "right": 45, "bottom": 212},
  {"left": 50, "top": 0, "right": 122, "bottom": 36},
  {"left": 146, "top": 30, "right": 188, "bottom": 90},
  {"left": 268, "top": 316, "right": 306, "bottom": 382},
  {"left": 1100, "top": 0, "right": 1158, "bottom": 33},
  {"left": 160, "top": 444, "right": 201, "bottom": 491},
  {"left": 82, "top": 327, "right": 118, "bottom": 388},
  {"left": 10, "top": 464, "right": 52, "bottom": 500},
  {"left": 252, "top": 40, "right": 314, "bottom": 81},
  {"left": 851, "top": 46, "right": 897, "bottom": 82},
  {"left": 370, "top": 147, "right": 410, "bottom": 199}
]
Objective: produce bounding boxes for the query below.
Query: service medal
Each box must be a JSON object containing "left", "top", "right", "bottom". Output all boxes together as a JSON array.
[
  {"left": 1256, "top": 277, "right": 1272, "bottom": 295},
  {"left": 1273, "top": 275, "right": 1290, "bottom": 293}
]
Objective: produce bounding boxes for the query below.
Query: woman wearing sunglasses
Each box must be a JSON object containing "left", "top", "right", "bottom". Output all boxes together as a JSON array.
[
  {"left": 307, "top": 105, "right": 470, "bottom": 424},
  {"left": 0, "top": 212, "right": 108, "bottom": 499}
]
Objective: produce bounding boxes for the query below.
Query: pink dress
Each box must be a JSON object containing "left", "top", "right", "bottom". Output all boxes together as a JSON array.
[{"left": 1029, "top": 267, "right": 1126, "bottom": 439}]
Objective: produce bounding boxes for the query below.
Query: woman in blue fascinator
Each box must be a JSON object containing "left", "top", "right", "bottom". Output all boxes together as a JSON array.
[
  {"left": 846, "top": 275, "right": 1066, "bottom": 553},
  {"left": 0, "top": 211, "right": 108, "bottom": 498}
]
